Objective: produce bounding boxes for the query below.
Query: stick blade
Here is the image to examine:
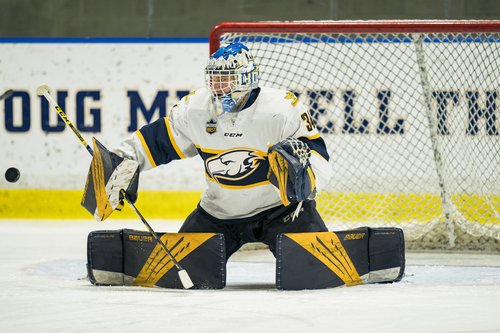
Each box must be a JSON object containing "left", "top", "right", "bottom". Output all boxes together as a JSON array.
[
  {"left": 178, "top": 269, "right": 194, "bottom": 289},
  {"left": 36, "top": 84, "right": 50, "bottom": 96}
]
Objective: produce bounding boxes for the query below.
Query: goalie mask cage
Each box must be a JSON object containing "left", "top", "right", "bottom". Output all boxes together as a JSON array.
[{"left": 210, "top": 21, "right": 500, "bottom": 251}]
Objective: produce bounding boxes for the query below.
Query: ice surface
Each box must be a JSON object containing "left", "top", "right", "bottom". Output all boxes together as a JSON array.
[{"left": 1, "top": 220, "right": 499, "bottom": 333}]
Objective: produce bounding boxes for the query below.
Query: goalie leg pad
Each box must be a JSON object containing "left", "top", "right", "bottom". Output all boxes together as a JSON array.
[
  {"left": 87, "top": 229, "right": 226, "bottom": 289},
  {"left": 276, "top": 227, "right": 405, "bottom": 290},
  {"left": 87, "top": 230, "right": 124, "bottom": 285},
  {"left": 367, "top": 228, "right": 406, "bottom": 283}
]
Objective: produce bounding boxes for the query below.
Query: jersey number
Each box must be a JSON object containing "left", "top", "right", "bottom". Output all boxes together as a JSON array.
[{"left": 301, "top": 112, "right": 315, "bottom": 131}]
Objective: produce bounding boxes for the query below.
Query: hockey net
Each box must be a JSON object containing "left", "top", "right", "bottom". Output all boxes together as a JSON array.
[{"left": 210, "top": 21, "right": 500, "bottom": 251}]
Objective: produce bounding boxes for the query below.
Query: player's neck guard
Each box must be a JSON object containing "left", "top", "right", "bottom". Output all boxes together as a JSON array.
[{"left": 212, "top": 90, "right": 251, "bottom": 116}]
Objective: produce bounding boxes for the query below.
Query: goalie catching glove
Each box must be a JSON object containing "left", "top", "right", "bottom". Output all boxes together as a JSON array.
[
  {"left": 82, "top": 138, "right": 139, "bottom": 222},
  {"left": 268, "top": 138, "right": 316, "bottom": 206}
]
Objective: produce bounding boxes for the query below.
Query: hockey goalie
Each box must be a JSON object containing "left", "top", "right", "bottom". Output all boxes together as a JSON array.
[{"left": 84, "top": 42, "right": 405, "bottom": 290}]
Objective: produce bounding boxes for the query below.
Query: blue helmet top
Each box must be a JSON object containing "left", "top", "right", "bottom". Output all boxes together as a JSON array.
[
  {"left": 210, "top": 42, "right": 250, "bottom": 62},
  {"left": 206, "top": 42, "right": 257, "bottom": 71}
]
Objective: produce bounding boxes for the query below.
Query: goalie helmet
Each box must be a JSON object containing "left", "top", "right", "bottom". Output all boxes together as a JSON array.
[{"left": 205, "top": 42, "right": 259, "bottom": 116}]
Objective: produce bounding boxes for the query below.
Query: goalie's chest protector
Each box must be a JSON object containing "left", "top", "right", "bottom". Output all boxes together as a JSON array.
[{"left": 185, "top": 88, "right": 290, "bottom": 189}]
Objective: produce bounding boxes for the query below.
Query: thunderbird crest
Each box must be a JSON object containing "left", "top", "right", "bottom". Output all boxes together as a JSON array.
[{"left": 205, "top": 149, "right": 264, "bottom": 182}]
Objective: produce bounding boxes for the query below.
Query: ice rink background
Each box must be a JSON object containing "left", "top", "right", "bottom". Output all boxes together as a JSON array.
[{"left": 1, "top": 220, "right": 500, "bottom": 333}]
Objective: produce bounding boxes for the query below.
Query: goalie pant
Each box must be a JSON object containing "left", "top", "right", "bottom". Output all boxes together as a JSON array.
[{"left": 179, "top": 200, "right": 328, "bottom": 259}]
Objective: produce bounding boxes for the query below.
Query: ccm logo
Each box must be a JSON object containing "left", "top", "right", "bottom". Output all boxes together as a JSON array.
[{"left": 224, "top": 133, "right": 243, "bottom": 137}]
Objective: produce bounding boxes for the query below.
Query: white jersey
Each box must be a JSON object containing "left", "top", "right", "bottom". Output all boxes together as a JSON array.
[{"left": 114, "top": 87, "right": 331, "bottom": 221}]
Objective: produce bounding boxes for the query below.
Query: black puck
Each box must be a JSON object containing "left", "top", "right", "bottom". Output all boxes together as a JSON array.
[{"left": 5, "top": 167, "right": 20, "bottom": 183}]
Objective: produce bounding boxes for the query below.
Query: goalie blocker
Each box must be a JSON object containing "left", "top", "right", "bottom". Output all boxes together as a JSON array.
[{"left": 276, "top": 227, "right": 405, "bottom": 290}]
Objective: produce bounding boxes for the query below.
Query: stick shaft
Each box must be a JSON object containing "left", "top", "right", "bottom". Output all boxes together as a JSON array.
[
  {"left": 40, "top": 87, "right": 192, "bottom": 288},
  {"left": 42, "top": 91, "right": 94, "bottom": 156}
]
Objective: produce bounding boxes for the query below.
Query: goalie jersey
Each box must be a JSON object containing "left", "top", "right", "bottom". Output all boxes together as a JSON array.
[{"left": 114, "top": 87, "right": 331, "bottom": 220}]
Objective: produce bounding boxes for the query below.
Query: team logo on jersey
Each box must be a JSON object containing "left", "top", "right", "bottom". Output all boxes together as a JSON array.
[
  {"left": 206, "top": 119, "right": 217, "bottom": 134},
  {"left": 205, "top": 149, "right": 265, "bottom": 183}
]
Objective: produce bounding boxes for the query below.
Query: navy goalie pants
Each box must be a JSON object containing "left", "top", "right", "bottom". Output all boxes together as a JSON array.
[{"left": 179, "top": 200, "right": 328, "bottom": 259}]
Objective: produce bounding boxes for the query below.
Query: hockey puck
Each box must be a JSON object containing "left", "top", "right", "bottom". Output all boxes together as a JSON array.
[{"left": 5, "top": 167, "right": 20, "bottom": 183}]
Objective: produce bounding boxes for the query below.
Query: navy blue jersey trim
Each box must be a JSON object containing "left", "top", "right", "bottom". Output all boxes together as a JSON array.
[
  {"left": 138, "top": 118, "right": 182, "bottom": 166},
  {"left": 241, "top": 88, "right": 261, "bottom": 111},
  {"left": 299, "top": 136, "right": 329, "bottom": 161}
]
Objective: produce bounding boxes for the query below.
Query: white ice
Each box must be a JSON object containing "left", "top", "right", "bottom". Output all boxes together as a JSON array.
[{"left": 1, "top": 220, "right": 500, "bottom": 333}]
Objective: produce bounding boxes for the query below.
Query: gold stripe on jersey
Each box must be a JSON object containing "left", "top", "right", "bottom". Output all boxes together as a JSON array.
[
  {"left": 311, "top": 149, "right": 328, "bottom": 161},
  {"left": 305, "top": 133, "right": 321, "bottom": 140},
  {"left": 195, "top": 145, "right": 267, "bottom": 157},
  {"left": 135, "top": 130, "right": 157, "bottom": 168},
  {"left": 182, "top": 90, "right": 196, "bottom": 102},
  {"left": 164, "top": 117, "right": 186, "bottom": 159}
]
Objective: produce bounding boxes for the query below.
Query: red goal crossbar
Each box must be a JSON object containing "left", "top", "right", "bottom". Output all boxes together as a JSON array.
[{"left": 209, "top": 21, "right": 500, "bottom": 53}]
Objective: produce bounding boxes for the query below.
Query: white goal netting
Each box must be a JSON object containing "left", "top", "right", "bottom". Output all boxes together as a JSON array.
[{"left": 211, "top": 21, "right": 500, "bottom": 251}]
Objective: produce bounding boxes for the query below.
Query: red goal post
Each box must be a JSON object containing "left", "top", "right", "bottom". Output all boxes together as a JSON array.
[
  {"left": 209, "top": 21, "right": 500, "bottom": 53},
  {"left": 208, "top": 21, "right": 500, "bottom": 251}
]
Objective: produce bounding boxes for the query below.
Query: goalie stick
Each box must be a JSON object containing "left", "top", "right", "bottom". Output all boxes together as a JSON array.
[{"left": 36, "top": 84, "right": 194, "bottom": 290}]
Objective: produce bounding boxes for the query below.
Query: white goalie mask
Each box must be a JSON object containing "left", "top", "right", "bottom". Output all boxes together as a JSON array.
[{"left": 205, "top": 42, "right": 259, "bottom": 116}]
